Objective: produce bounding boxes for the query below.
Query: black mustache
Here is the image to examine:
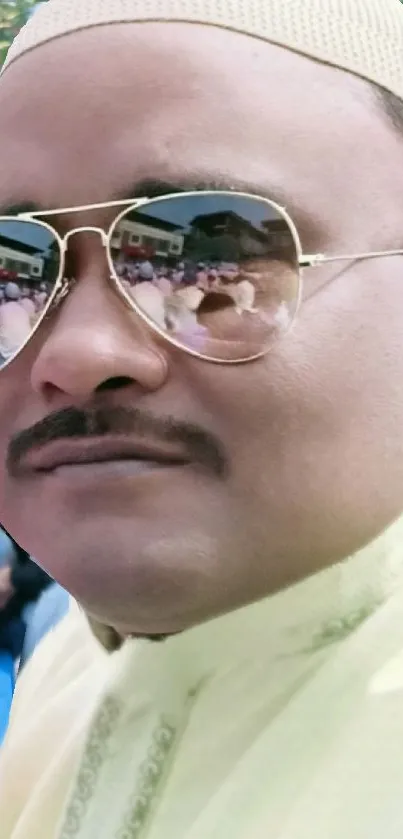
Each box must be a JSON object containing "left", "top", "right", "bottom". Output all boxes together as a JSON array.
[{"left": 7, "top": 406, "right": 228, "bottom": 479}]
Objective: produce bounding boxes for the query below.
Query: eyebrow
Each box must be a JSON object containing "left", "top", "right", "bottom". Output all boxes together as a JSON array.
[
  {"left": 0, "top": 175, "right": 293, "bottom": 218},
  {"left": 121, "top": 178, "right": 323, "bottom": 240},
  {"left": 1, "top": 202, "right": 40, "bottom": 216},
  {"left": 116, "top": 176, "right": 291, "bottom": 210}
]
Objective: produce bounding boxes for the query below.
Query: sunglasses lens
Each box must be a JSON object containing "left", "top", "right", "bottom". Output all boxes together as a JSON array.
[
  {"left": 0, "top": 219, "right": 60, "bottom": 367},
  {"left": 110, "top": 193, "right": 300, "bottom": 361}
]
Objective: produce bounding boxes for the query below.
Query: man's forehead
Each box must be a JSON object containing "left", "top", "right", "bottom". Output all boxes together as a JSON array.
[
  {"left": 0, "top": 23, "right": 399, "bottom": 248},
  {"left": 0, "top": 33, "right": 323, "bottom": 223}
]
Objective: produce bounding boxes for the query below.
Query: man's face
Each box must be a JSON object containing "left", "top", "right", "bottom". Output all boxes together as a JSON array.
[{"left": 0, "top": 22, "right": 402, "bottom": 636}]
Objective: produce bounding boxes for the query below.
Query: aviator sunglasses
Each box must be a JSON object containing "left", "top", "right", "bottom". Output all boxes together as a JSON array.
[{"left": 0, "top": 189, "right": 402, "bottom": 366}]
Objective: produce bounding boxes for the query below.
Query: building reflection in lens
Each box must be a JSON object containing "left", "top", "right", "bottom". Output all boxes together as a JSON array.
[{"left": 112, "top": 195, "right": 299, "bottom": 356}]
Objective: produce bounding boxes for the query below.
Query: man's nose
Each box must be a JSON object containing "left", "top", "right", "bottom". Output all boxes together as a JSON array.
[{"left": 30, "top": 266, "right": 169, "bottom": 403}]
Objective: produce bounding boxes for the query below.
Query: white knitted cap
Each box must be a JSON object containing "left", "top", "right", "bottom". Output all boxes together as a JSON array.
[{"left": 1, "top": 0, "right": 403, "bottom": 101}]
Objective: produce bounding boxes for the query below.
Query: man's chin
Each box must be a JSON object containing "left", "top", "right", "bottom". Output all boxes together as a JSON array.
[{"left": 76, "top": 570, "right": 204, "bottom": 642}]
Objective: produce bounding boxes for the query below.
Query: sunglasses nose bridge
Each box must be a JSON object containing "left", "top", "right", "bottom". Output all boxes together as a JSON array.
[
  {"left": 51, "top": 228, "right": 111, "bottom": 307},
  {"left": 63, "top": 226, "right": 109, "bottom": 248},
  {"left": 60, "top": 226, "right": 110, "bottom": 280}
]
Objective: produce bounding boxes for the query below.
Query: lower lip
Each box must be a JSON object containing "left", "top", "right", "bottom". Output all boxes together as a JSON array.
[{"left": 42, "top": 459, "right": 188, "bottom": 483}]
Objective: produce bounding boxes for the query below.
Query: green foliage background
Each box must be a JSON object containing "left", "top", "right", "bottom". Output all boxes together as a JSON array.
[{"left": 0, "top": 0, "right": 45, "bottom": 66}]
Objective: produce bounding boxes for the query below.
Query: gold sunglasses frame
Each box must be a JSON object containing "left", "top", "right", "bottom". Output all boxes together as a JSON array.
[{"left": 1, "top": 189, "right": 403, "bottom": 367}]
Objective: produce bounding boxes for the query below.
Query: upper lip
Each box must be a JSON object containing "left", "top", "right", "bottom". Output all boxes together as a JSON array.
[{"left": 23, "top": 437, "right": 190, "bottom": 473}]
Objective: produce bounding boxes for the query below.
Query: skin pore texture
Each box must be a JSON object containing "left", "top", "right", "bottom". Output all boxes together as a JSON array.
[{"left": 0, "top": 22, "right": 403, "bottom": 637}]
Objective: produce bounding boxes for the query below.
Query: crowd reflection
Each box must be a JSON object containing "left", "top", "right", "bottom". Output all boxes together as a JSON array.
[
  {"left": 0, "top": 254, "right": 295, "bottom": 364},
  {"left": 115, "top": 256, "right": 294, "bottom": 354},
  {"left": 119, "top": 258, "right": 261, "bottom": 334},
  {"left": 0, "top": 281, "right": 51, "bottom": 364}
]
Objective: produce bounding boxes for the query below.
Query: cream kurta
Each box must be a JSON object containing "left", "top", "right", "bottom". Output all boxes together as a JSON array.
[{"left": 3, "top": 519, "right": 403, "bottom": 838}]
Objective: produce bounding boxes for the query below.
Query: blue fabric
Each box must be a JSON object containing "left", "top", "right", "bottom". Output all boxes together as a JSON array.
[
  {"left": 20, "top": 584, "right": 70, "bottom": 666},
  {"left": 0, "top": 617, "right": 26, "bottom": 660},
  {"left": 0, "top": 651, "right": 14, "bottom": 744},
  {"left": 0, "top": 530, "right": 15, "bottom": 568},
  {"left": 0, "top": 587, "right": 69, "bottom": 742}
]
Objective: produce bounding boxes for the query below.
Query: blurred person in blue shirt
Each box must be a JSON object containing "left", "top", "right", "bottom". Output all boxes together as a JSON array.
[
  {"left": 0, "top": 528, "right": 69, "bottom": 741},
  {"left": 0, "top": 529, "right": 70, "bottom": 664}
]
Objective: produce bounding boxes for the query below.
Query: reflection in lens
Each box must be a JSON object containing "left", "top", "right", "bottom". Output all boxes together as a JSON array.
[
  {"left": 110, "top": 193, "right": 300, "bottom": 361},
  {"left": 0, "top": 219, "right": 60, "bottom": 367}
]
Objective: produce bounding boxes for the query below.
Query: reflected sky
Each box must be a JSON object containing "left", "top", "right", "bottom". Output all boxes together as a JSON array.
[
  {"left": 136, "top": 194, "right": 280, "bottom": 231},
  {"left": 0, "top": 194, "right": 282, "bottom": 251},
  {"left": 0, "top": 220, "right": 52, "bottom": 251}
]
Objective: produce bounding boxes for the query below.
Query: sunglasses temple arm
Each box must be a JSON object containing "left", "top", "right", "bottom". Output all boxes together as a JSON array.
[{"left": 300, "top": 249, "right": 403, "bottom": 268}]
